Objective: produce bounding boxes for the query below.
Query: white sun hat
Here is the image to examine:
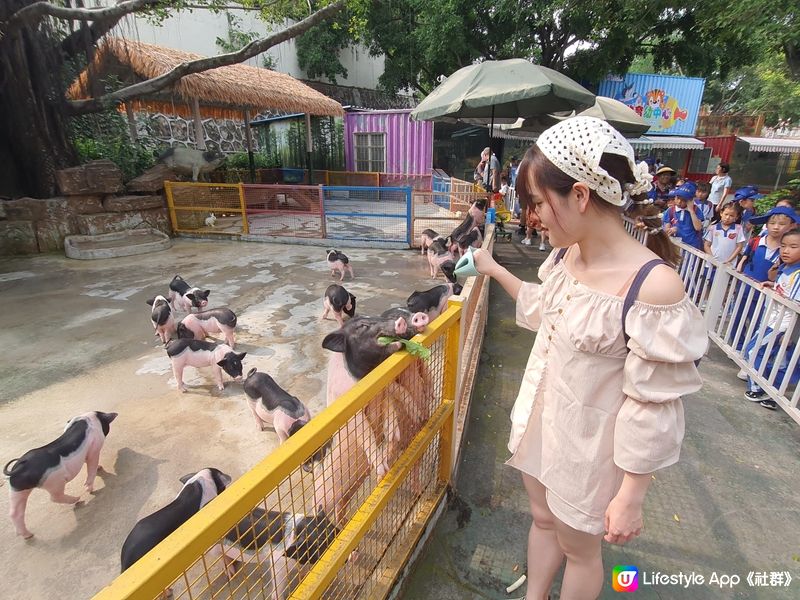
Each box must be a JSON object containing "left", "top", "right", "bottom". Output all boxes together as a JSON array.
[{"left": 536, "top": 116, "right": 652, "bottom": 206}]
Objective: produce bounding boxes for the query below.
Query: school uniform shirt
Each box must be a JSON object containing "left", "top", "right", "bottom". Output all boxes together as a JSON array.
[
  {"left": 742, "top": 236, "right": 780, "bottom": 282},
  {"left": 709, "top": 174, "right": 733, "bottom": 207},
  {"left": 507, "top": 251, "right": 706, "bottom": 535},
  {"left": 648, "top": 184, "right": 672, "bottom": 206},
  {"left": 703, "top": 222, "right": 746, "bottom": 261},
  {"left": 694, "top": 199, "right": 714, "bottom": 229},
  {"left": 662, "top": 206, "right": 703, "bottom": 249},
  {"left": 767, "top": 263, "right": 800, "bottom": 331}
]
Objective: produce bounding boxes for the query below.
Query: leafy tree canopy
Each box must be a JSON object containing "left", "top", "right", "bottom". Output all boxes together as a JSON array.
[{"left": 290, "top": 0, "right": 797, "bottom": 98}]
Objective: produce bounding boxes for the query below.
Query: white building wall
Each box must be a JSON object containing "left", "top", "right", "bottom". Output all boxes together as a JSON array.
[{"left": 112, "top": 7, "right": 385, "bottom": 89}]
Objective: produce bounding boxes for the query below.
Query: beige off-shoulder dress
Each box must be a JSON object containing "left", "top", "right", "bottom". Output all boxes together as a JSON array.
[{"left": 506, "top": 249, "right": 708, "bottom": 535}]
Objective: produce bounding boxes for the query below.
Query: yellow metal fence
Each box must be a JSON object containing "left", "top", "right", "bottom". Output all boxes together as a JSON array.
[
  {"left": 165, "top": 181, "right": 249, "bottom": 236},
  {"left": 93, "top": 305, "right": 461, "bottom": 600}
]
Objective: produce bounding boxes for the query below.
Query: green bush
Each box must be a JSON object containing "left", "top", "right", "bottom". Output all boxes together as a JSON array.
[
  {"left": 754, "top": 176, "right": 800, "bottom": 214},
  {"left": 223, "top": 151, "right": 281, "bottom": 170},
  {"left": 73, "top": 136, "right": 155, "bottom": 182},
  {"left": 70, "top": 110, "right": 155, "bottom": 181}
]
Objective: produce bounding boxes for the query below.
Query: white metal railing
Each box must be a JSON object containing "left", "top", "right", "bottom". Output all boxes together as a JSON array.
[
  {"left": 622, "top": 215, "right": 649, "bottom": 245},
  {"left": 672, "top": 240, "right": 800, "bottom": 424}
]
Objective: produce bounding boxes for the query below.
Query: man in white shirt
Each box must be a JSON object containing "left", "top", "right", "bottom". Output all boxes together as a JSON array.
[{"left": 482, "top": 147, "right": 501, "bottom": 192}]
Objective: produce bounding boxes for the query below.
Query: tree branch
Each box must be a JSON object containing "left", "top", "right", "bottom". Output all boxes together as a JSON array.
[
  {"left": 2, "top": 0, "right": 161, "bottom": 39},
  {"left": 67, "top": 0, "right": 346, "bottom": 115}
]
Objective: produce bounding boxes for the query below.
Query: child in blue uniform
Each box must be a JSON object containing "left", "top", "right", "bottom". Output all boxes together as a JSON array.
[
  {"left": 662, "top": 185, "right": 703, "bottom": 249},
  {"left": 732, "top": 206, "right": 799, "bottom": 351},
  {"left": 704, "top": 204, "right": 746, "bottom": 266},
  {"left": 743, "top": 229, "right": 800, "bottom": 409},
  {"left": 693, "top": 182, "right": 714, "bottom": 230}
]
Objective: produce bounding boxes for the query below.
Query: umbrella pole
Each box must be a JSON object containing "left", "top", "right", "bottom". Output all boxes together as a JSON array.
[{"left": 485, "top": 105, "right": 495, "bottom": 192}]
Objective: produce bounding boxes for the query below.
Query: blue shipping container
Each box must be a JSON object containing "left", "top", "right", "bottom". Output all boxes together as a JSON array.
[{"left": 598, "top": 73, "right": 705, "bottom": 136}]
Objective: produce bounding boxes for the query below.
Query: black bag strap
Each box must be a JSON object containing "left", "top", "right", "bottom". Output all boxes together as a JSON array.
[
  {"left": 622, "top": 259, "right": 667, "bottom": 344},
  {"left": 554, "top": 247, "right": 568, "bottom": 263}
]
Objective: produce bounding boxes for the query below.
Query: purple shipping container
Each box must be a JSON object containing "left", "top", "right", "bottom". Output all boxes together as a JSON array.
[{"left": 344, "top": 110, "right": 433, "bottom": 174}]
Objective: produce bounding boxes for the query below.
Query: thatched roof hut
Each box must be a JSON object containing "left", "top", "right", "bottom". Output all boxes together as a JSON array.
[{"left": 68, "top": 38, "right": 344, "bottom": 119}]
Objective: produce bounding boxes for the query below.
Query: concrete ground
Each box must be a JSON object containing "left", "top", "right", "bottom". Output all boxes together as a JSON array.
[
  {"left": 0, "top": 238, "right": 443, "bottom": 600},
  {"left": 402, "top": 237, "right": 800, "bottom": 600}
]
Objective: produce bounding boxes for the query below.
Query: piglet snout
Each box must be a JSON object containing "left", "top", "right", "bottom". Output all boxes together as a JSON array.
[
  {"left": 411, "top": 312, "right": 429, "bottom": 333},
  {"left": 394, "top": 317, "right": 407, "bottom": 336}
]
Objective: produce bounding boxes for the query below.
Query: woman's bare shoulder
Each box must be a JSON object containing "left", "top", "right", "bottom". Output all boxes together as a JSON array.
[{"left": 637, "top": 263, "right": 686, "bottom": 305}]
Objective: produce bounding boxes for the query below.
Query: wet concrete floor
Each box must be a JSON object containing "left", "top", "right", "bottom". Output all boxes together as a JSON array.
[
  {"left": 0, "top": 238, "right": 444, "bottom": 599},
  {"left": 402, "top": 236, "right": 800, "bottom": 600}
]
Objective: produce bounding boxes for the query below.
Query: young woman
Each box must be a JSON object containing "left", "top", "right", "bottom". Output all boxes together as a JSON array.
[
  {"left": 463, "top": 117, "right": 707, "bottom": 599},
  {"left": 709, "top": 162, "right": 733, "bottom": 213}
]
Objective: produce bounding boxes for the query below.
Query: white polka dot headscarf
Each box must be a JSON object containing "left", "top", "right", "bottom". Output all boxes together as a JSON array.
[{"left": 536, "top": 116, "right": 652, "bottom": 207}]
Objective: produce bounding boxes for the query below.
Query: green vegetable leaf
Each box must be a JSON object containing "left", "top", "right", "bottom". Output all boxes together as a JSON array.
[{"left": 378, "top": 336, "right": 431, "bottom": 360}]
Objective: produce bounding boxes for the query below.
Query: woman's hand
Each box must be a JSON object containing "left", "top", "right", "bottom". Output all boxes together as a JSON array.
[
  {"left": 470, "top": 248, "right": 499, "bottom": 276},
  {"left": 604, "top": 493, "right": 644, "bottom": 545}
]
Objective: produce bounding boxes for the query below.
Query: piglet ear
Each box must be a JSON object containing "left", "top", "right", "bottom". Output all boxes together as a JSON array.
[
  {"left": 146, "top": 297, "right": 155, "bottom": 306},
  {"left": 179, "top": 472, "right": 197, "bottom": 484},
  {"left": 203, "top": 290, "right": 210, "bottom": 297},
  {"left": 216, "top": 359, "right": 228, "bottom": 368},
  {"left": 186, "top": 293, "right": 196, "bottom": 302},
  {"left": 322, "top": 332, "right": 346, "bottom": 353},
  {"left": 97, "top": 411, "right": 118, "bottom": 424}
]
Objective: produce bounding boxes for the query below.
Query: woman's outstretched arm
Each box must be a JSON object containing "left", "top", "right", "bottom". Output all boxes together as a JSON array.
[{"left": 471, "top": 248, "right": 523, "bottom": 299}]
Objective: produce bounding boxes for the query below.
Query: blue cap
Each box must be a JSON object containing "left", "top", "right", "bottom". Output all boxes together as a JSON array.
[
  {"left": 734, "top": 185, "right": 759, "bottom": 200},
  {"left": 749, "top": 205, "right": 800, "bottom": 225},
  {"left": 668, "top": 185, "right": 694, "bottom": 200},
  {"left": 681, "top": 180, "right": 698, "bottom": 193}
]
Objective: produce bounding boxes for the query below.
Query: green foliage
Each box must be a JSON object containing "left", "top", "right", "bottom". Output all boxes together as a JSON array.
[
  {"left": 224, "top": 150, "right": 282, "bottom": 169},
  {"left": 215, "top": 11, "right": 276, "bottom": 69},
  {"left": 703, "top": 50, "right": 800, "bottom": 125},
  {"left": 756, "top": 178, "right": 800, "bottom": 213},
  {"left": 69, "top": 110, "right": 155, "bottom": 181},
  {"left": 296, "top": 15, "right": 351, "bottom": 82}
]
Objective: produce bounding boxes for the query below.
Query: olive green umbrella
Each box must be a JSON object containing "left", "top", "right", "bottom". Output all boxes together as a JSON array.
[
  {"left": 410, "top": 59, "right": 595, "bottom": 122},
  {"left": 500, "top": 96, "right": 650, "bottom": 137}
]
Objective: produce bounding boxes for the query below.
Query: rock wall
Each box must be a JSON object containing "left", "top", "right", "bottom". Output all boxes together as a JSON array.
[
  {"left": 134, "top": 112, "right": 253, "bottom": 154},
  {"left": 1, "top": 160, "right": 173, "bottom": 256}
]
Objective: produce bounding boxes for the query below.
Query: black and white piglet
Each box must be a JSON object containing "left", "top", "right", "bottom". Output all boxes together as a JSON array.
[
  {"left": 168, "top": 275, "right": 210, "bottom": 313},
  {"left": 222, "top": 507, "right": 339, "bottom": 599},
  {"left": 5, "top": 411, "right": 117, "bottom": 539},
  {"left": 419, "top": 228, "right": 442, "bottom": 256},
  {"left": 320, "top": 284, "right": 356, "bottom": 327},
  {"left": 147, "top": 295, "right": 176, "bottom": 344},
  {"left": 242, "top": 368, "right": 311, "bottom": 441},
  {"left": 326, "top": 250, "right": 354, "bottom": 281},
  {"left": 120, "top": 468, "right": 232, "bottom": 572},
  {"left": 165, "top": 338, "right": 246, "bottom": 392},
  {"left": 177, "top": 307, "right": 237, "bottom": 348},
  {"left": 406, "top": 283, "right": 464, "bottom": 321}
]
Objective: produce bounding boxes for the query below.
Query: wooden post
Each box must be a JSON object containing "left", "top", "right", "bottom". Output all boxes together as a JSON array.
[
  {"left": 244, "top": 109, "right": 256, "bottom": 183},
  {"left": 124, "top": 103, "right": 138, "bottom": 142},
  {"left": 238, "top": 183, "right": 249, "bottom": 235},
  {"left": 305, "top": 113, "right": 314, "bottom": 184},
  {"left": 192, "top": 98, "right": 206, "bottom": 150}
]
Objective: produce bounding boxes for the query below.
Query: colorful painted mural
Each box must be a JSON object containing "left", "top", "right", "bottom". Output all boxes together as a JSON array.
[{"left": 599, "top": 73, "right": 705, "bottom": 136}]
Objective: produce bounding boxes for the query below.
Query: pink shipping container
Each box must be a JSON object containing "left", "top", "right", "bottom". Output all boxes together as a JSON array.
[{"left": 344, "top": 109, "right": 433, "bottom": 175}]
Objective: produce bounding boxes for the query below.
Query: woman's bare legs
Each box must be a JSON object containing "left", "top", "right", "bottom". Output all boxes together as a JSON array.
[
  {"left": 522, "top": 473, "right": 564, "bottom": 599},
  {"left": 554, "top": 517, "right": 604, "bottom": 600}
]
